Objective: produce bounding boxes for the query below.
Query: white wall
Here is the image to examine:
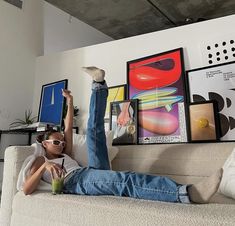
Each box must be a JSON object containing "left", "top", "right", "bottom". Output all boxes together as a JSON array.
[
  {"left": 34, "top": 14, "right": 235, "bottom": 131},
  {"left": 0, "top": 0, "right": 43, "bottom": 190},
  {"left": 43, "top": 1, "right": 113, "bottom": 55},
  {"left": 0, "top": 0, "right": 43, "bottom": 130}
]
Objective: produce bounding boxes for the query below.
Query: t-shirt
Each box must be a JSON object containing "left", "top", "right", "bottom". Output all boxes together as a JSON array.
[{"left": 42, "top": 154, "right": 80, "bottom": 184}]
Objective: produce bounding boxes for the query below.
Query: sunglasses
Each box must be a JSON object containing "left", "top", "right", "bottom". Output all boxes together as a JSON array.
[{"left": 45, "top": 140, "right": 66, "bottom": 147}]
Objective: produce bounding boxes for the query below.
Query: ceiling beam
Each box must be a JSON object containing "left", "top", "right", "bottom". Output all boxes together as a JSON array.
[
  {"left": 146, "top": 0, "right": 177, "bottom": 26},
  {"left": 4, "top": 0, "right": 23, "bottom": 9}
]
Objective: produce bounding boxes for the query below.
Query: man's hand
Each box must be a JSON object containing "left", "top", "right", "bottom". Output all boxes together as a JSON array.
[
  {"left": 62, "top": 89, "right": 73, "bottom": 104},
  {"left": 44, "top": 161, "right": 66, "bottom": 179}
]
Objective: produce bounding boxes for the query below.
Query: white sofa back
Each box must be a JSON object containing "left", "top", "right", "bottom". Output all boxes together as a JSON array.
[{"left": 112, "top": 142, "right": 235, "bottom": 185}]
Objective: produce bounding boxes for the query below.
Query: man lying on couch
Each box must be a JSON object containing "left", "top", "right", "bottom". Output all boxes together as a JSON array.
[{"left": 19, "top": 66, "right": 223, "bottom": 204}]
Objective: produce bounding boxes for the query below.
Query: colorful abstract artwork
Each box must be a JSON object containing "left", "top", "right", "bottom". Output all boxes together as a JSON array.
[
  {"left": 105, "top": 85, "right": 126, "bottom": 119},
  {"left": 127, "top": 48, "right": 187, "bottom": 144},
  {"left": 186, "top": 61, "right": 235, "bottom": 141}
]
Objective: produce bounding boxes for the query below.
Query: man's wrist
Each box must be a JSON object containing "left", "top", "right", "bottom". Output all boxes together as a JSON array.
[{"left": 67, "top": 99, "right": 73, "bottom": 106}]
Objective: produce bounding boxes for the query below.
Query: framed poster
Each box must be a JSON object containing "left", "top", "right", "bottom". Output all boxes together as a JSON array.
[
  {"left": 105, "top": 84, "right": 126, "bottom": 118},
  {"left": 38, "top": 79, "right": 68, "bottom": 127},
  {"left": 186, "top": 61, "right": 235, "bottom": 141},
  {"left": 104, "top": 84, "right": 126, "bottom": 131},
  {"left": 127, "top": 48, "right": 187, "bottom": 144},
  {"left": 187, "top": 101, "right": 220, "bottom": 142},
  {"left": 110, "top": 99, "right": 138, "bottom": 145}
]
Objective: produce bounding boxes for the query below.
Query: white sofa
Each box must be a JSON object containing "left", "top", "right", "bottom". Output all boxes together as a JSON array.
[{"left": 1, "top": 142, "right": 235, "bottom": 226}]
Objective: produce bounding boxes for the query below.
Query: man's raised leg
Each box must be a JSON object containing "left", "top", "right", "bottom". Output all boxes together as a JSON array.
[{"left": 83, "top": 66, "right": 110, "bottom": 170}]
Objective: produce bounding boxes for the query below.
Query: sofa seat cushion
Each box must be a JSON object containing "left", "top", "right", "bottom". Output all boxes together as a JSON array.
[
  {"left": 11, "top": 191, "right": 235, "bottom": 226},
  {"left": 210, "top": 192, "right": 235, "bottom": 204}
]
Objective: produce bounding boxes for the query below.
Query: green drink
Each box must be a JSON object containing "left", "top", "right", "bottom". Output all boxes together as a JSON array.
[{"left": 52, "top": 178, "right": 64, "bottom": 195}]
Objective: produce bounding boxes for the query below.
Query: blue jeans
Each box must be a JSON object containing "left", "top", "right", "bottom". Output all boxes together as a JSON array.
[{"left": 63, "top": 81, "right": 190, "bottom": 203}]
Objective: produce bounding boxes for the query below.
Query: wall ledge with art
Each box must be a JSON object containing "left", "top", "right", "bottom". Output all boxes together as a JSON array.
[
  {"left": 1, "top": 141, "right": 235, "bottom": 226},
  {"left": 103, "top": 48, "right": 235, "bottom": 145}
]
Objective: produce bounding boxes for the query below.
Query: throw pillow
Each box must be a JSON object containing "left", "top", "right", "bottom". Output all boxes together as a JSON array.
[
  {"left": 219, "top": 148, "right": 235, "bottom": 199},
  {"left": 72, "top": 131, "right": 119, "bottom": 167}
]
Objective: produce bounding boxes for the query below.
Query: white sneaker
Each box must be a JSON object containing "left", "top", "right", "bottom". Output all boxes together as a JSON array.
[{"left": 82, "top": 66, "right": 105, "bottom": 82}]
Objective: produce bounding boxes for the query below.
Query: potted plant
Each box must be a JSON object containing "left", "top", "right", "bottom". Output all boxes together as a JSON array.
[{"left": 9, "top": 109, "right": 37, "bottom": 129}]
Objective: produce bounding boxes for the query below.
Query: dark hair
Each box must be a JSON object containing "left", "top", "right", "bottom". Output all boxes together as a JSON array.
[{"left": 36, "top": 129, "right": 59, "bottom": 143}]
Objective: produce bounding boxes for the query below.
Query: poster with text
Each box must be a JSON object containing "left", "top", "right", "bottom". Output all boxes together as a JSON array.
[
  {"left": 186, "top": 61, "right": 235, "bottom": 141},
  {"left": 127, "top": 48, "right": 187, "bottom": 144}
]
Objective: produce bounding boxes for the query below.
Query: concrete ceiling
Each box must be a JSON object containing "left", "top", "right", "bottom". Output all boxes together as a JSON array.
[{"left": 45, "top": 0, "right": 235, "bottom": 39}]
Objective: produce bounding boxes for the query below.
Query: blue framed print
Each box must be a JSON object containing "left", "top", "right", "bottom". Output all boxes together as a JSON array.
[{"left": 38, "top": 79, "right": 68, "bottom": 127}]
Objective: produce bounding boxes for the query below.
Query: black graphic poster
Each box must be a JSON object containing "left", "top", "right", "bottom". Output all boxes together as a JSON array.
[{"left": 186, "top": 61, "right": 235, "bottom": 141}]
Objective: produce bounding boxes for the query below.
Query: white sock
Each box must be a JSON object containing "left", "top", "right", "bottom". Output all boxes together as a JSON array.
[
  {"left": 82, "top": 66, "right": 105, "bottom": 82},
  {"left": 188, "top": 168, "right": 223, "bottom": 204}
]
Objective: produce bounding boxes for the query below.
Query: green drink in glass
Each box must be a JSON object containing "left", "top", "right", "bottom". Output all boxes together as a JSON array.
[
  {"left": 52, "top": 177, "right": 64, "bottom": 195},
  {"left": 52, "top": 158, "right": 65, "bottom": 195}
]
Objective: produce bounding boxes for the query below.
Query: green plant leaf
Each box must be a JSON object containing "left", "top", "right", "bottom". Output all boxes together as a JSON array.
[{"left": 9, "top": 109, "right": 37, "bottom": 128}]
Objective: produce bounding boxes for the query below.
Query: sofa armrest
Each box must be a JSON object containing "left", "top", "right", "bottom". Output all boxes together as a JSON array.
[{"left": 0, "top": 146, "right": 34, "bottom": 226}]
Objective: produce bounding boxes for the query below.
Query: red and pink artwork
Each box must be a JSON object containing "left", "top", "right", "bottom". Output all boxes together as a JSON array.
[{"left": 127, "top": 48, "right": 187, "bottom": 144}]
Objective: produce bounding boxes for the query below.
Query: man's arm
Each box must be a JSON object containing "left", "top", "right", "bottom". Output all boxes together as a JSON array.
[
  {"left": 23, "top": 156, "right": 63, "bottom": 195},
  {"left": 62, "top": 89, "right": 74, "bottom": 157}
]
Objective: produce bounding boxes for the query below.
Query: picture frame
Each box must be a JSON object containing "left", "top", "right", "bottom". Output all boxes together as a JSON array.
[
  {"left": 104, "top": 84, "right": 127, "bottom": 131},
  {"left": 105, "top": 84, "right": 127, "bottom": 118},
  {"left": 110, "top": 99, "right": 138, "bottom": 145},
  {"left": 187, "top": 101, "right": 220, "bottom": 142},
  {"left": 127, "top": 48, "right": 188, "bottom": 144},
  {"left": 186, "top": 61, "right": 235, "bottom": 141},
  {"left": 38, "top": 79, "right": 68, "bottom": 128}
]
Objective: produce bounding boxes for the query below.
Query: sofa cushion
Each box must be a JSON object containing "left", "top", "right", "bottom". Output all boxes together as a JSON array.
[
  {"left": 112, "top": 143, "right": 235, "bottom": 177},
  {"left": 11, "top": 191, "right": 235, "bottom": 226},
  {"left": 1, "top": 146, "right": 35, "bottom": 226},
  {"left": 72, "top": 131, "right": 118, "bottom": 167},
  {"left": 219, "top": 148, "right": 235, "bottom": 200}
]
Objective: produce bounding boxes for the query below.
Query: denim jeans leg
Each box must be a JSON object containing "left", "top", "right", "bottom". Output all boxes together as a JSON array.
[
  {"left": 64, "top": 168, "right": 189, "bottom": 203},
  {"left": 86, "top": 81, "right": 110, "bottom": 170}
]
